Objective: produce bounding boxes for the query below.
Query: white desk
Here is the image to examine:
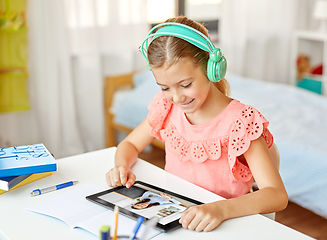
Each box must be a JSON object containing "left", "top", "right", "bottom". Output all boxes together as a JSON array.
[{"left": 0, "top": 147, "right": 313, "bottom": 240}]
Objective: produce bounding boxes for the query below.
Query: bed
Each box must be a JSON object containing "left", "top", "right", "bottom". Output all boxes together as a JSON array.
[{"left": 104, "top": 70, "right": 327, "bottom": 219}]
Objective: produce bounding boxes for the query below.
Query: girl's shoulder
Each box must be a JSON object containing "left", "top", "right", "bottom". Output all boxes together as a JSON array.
[
  {"left": 147, "top": 92, "right": 173, "bottom": 141},
  {"left": 224, "top": 99, "right": 268, "bottom": 124},
  {"left": 226, "top": 99, "right": 273, "bottom": 150},
  {"left": 227, "top": 99, "right": 274, "bottom": 181},
  {"left": 148, "top": 91, "right": 171, "bottom": 112}
]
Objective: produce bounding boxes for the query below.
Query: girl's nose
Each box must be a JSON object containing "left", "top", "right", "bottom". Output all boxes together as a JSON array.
[{"left": 172, "top": 91, "right": 185, "bottom": 104}]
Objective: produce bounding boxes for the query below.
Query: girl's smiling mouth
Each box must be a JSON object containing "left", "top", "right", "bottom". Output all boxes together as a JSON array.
[{"left": 178, "top": 98, "right": 195, "bottom": 108}]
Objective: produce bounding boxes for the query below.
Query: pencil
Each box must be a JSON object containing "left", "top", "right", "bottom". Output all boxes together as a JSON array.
[{"left": 113, "top": 205, "right": 119, "bottom": 240}]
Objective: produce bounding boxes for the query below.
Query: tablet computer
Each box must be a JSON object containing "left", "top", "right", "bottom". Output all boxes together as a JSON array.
[{"left": 85, "top": 181, "right": 203, "bottom": 232}]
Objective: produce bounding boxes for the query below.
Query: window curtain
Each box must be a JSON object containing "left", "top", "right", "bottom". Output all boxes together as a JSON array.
[
  {"left": 0, "top": 0, "right": 148, "bottom": 158},
  {"left": 220, "top": 0, "right": 297, "bottom": 84}
]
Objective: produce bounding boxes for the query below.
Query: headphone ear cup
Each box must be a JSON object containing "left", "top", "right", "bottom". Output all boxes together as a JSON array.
[
  {"left": 207, "top": 50, "right": 227, "bottom": 82},
  {"left": 217, "top": 56, "right": 227, "bottom": 80},
  {"left": 207, "top": 58, "right": 218, "bottom": 82}
]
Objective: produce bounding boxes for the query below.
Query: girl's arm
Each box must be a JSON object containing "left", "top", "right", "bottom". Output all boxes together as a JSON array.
[
  {"left": 179, "top": 136, "right": 288, "bottom": 232},
  {"left": 106, "top": 118, "right": 155, "bottom": 188}
]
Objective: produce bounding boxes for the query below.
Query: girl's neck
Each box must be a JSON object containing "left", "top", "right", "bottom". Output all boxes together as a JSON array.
[{"left": 185, "top": 83, "right": 232, "bottom": 125}]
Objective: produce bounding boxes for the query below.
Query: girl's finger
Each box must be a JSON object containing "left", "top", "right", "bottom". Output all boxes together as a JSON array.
[
  {"left": 187, "top": 215, "right": 202, "bottom": 231},
  {"left": 113, "top": 168, "right": 123, "bottom": 186},
  {"left": 119, "top": 167, "right": 127, "bottom": 185},
  {"left": 203, "top": 221, "right": 218, "bottom": 232},
  {"left": 194, "top": 219, "right": 210, "bottom": 232},
  {"left": 126, "top": 172, "right": 136, "bottom": 188},
  {"left": 105, "top": 172, "right": 112, "bottom": 187},
  {"left": 180, "top": 209, "right": 196, "bottom": 229}
]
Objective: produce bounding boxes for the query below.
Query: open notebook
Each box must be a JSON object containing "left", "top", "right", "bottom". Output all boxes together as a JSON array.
[{"left": 26, "top": 183, "right": 161, "bottom": 239}]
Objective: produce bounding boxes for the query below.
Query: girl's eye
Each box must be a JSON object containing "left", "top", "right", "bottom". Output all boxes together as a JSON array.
[
  {"left": 182, "top": 83, "right": 192, "bottom": 88},
  {"left": 161, "top": 87, "right": 169, "bottom": 91}
]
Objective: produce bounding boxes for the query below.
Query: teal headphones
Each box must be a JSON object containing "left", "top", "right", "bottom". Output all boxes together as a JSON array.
[{"left": 140, "top": 22, "right": 227, "bottom": 82}]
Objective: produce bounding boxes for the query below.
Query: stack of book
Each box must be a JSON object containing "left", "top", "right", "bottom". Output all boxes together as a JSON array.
[{"left": 0, "top": 143, "right": 57, "bottom": 194}]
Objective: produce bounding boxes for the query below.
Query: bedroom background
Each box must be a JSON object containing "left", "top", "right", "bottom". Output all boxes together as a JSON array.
[
  {"left": 0, "top": 0, "right": 320, "bottom": 158},
  {"left": 1, "top": 0, "right": 327, "bottom": 238}
]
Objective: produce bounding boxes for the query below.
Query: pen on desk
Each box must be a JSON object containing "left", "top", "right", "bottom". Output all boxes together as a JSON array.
[
  {"left": 30, "top": 181, "right": 78, "bottom": 197},
  {"left": 100, "top": 225, "right": 110, "bottom": 240},
  {"left": 129, "top": 216, "right": 144, "bottom": 240},
  {"left": 113, "top": 205, "right": 119, "bottom": 240}
]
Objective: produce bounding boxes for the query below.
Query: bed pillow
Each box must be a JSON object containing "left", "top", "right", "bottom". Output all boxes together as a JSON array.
[
  {"left": 115, "top": 72, "right": 160, "bottom": 129},
  {"left": 133, "top": 70, "right": 156, "bottom": 88}
]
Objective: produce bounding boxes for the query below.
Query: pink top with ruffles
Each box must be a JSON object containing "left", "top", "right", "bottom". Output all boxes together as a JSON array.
[{"left": 147, "top": 92, "right": 273, "bottom": 199}]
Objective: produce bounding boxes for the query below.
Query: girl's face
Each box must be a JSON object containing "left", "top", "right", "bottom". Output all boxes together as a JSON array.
[{"left": 152, "top": 58, "right": 212, "bottom": 116}]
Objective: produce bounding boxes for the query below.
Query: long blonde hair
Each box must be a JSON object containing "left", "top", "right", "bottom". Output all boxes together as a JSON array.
[{"left": 147, "top": 16, "right": 230, "bottom": 96}]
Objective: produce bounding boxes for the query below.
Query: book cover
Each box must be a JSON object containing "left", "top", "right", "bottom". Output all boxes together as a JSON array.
[
  {"left": 0, "top": 174, "right": 31, "bottom": 191},
  {"left": 0, "top": 171, "right": 53, "bottom": 194},
  {"left": 0, "top": 143, "right": 57, "bottom": 178}
]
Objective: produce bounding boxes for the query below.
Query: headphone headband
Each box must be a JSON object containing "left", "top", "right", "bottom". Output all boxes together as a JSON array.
[
  {"left": 139, "top": 22, "right": 227, "bottom": 82},
  {"left": 140, "top": 22, "right": 216, "bottom": 58}
]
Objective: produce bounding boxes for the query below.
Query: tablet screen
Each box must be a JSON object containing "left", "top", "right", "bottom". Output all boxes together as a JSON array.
[{"left": 86, "top": 181, "right": 203, "bottom": 232}]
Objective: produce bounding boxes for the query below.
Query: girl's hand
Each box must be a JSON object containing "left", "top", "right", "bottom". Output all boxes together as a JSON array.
[
  {"left": 105, "top": 166, "right": 136, "bottom": 188},
  {"left": 179, "top": 202, "right": 225, "bottom": 232}
]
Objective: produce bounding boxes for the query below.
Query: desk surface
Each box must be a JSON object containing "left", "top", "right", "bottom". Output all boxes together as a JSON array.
[{"left": 0, "top": 147, "right": 313, "bottom": 240}]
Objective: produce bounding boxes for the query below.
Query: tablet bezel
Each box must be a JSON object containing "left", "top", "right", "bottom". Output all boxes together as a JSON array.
[{"left": 85, "top": 181, "right": 203, "bottom": 232}]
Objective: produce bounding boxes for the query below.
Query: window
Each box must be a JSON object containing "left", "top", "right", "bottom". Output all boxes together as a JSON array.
[
  {"left": 147, "top": 0, "right": 176, "bottom": 24},
  {"left": 146, "top": 0, "right": 221, "bottom": 42},
  {"left": 65, "top": 0, "right": 145, "bottom": 28},
  {"left": 185, "top": 0, "right": 222, "bottom": 43}
]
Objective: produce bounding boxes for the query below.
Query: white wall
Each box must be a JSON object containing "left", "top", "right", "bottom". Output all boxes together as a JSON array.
[{"left": 185, "top": 3, "right": 222, "bottom": 21}]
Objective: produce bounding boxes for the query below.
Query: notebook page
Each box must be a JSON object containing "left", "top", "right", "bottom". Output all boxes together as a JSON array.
[{"left": 26, "top": 183, "right": 161, "bottom": 239}]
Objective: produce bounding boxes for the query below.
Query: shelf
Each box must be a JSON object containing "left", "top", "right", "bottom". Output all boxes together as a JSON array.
[
  {"left": 290, "top": 30, "right": 327, "bottom": 95},
  {"left": 294, "top": 30, "right": 327, "bottom": 41}
]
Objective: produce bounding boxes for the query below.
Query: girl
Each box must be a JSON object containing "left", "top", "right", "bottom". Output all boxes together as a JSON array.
[{"left": 106, "top": 16, "right": 288, "bottom": 232}]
